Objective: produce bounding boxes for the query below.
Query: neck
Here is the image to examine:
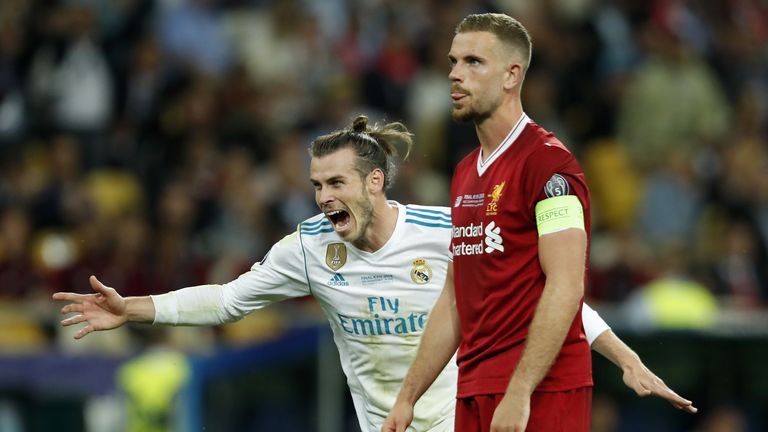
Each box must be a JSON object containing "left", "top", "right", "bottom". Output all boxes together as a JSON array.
[
  {"left": 352, "top": 199, "right": 398, "bottom": 252},
  {"left": 476, "top": 102, "right": 524, "bottom": 161}
]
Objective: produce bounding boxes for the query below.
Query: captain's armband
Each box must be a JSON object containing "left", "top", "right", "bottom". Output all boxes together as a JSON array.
[{"left": 534, "top": 195, "right": 584, "bottom": 237}]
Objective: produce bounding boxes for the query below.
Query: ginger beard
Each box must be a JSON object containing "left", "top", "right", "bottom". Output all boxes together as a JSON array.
[{"left": 451, "top": 84, "right": 501, "bottom": 123}]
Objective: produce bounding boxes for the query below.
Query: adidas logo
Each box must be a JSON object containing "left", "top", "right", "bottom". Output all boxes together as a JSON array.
[{"left": 328, "top": 273, "right": 350, "bottom": 287}]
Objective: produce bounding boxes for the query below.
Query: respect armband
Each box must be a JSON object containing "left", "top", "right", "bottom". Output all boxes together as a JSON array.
[{"left": 534, "top": 195, "right": 584, "bottom": 236}]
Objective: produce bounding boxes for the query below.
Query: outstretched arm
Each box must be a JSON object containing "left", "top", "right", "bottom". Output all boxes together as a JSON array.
[
  {"left": 54, "top": 231, "right": 313, "bottom": 339},
  {"left": 382, "top": 263, "right": 461, "bottom": 432},
  {"left": 53, "top": 275, "right": 155, "bottom": 339},
  {"left": 592, "top": 330, "right": 697, "bottom": 413}
]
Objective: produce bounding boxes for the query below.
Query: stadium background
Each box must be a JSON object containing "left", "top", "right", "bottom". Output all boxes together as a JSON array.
[{"left": 0, "top": 0, "right": 766, "bottom": 431}]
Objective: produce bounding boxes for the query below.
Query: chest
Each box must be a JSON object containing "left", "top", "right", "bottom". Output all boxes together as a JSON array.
[
  {"left": 304, "top": 238, "right": 449, "bottom": 316},
  {"left": 451, "top": 156, "right": 531, "bottom": 231}
]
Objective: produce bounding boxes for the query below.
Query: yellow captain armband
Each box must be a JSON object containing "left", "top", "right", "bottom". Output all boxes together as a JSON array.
[{"left": 535, "top": 195, "right": 585, "bottom": 237}]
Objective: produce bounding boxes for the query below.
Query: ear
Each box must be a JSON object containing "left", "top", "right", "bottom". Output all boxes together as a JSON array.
[
  {"left": 368, "top": 168, "right": 385, "bottom": 193},
  {"left": 503, "top": 62, "right": 524, "bottom": 91}
]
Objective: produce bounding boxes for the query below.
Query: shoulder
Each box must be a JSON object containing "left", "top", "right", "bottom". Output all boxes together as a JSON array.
[
  {"left": 521, "top": 124, "right": 578, "bottom": 175},
  {"left": 297, "top": 213, "right": 333, "bottom": 237},
  {"left": 523, "top": 121, "right": 573, "bottom": 158},
  {"left": 403, "top": 204, "right": 452, "bottom": 229}
]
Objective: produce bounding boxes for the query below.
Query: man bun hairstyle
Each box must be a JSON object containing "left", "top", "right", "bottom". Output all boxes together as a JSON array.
[{"left": 310, "top": 115, "right": 413, "bottom": 190}]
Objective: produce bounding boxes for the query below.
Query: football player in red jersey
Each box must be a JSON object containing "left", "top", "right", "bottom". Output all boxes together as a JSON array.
[{"left": 384, "top": 13, "right": 695, "bottom": 432}]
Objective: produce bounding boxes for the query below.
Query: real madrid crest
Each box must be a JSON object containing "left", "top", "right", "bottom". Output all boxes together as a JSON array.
[
  {"left": 410, "top": 258, "right": 432, "bottom": 284},
  {"left": 326, "top": 243, "right": 347, "bottom": 271}
]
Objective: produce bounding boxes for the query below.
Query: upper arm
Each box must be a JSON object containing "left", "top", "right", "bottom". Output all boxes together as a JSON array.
[
  {"left": 538, "top": 228, "right": 586, "bottom": 292},
  {"left": 223, "top": 231, "right": 311, "bottom": 314}
]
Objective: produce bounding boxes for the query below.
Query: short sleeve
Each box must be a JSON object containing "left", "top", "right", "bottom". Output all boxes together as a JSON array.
[{"left": 582, "top": 303, "right": 611, "bottom": 345}]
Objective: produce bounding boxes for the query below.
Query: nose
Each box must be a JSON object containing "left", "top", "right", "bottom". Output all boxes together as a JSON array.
[
  {"left": 317, "top": 187, "right": 335, "bottom": 206},
  {"left": 449, "top": 64, "right": 462, "bottom": 82}
]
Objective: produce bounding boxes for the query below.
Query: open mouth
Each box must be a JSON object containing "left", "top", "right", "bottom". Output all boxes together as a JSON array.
[{"left": 327, "top": 209, "right": 351, "bottom": 231}]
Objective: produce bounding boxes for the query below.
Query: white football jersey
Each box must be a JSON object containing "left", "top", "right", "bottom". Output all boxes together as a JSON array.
[{"left": 155, "top": 202, "right": 455, "bottom": 431}]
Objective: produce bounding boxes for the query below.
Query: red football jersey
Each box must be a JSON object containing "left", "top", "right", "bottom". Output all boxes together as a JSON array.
[{"left": 450, "top": 114, "right": 592, "bottom": 397}]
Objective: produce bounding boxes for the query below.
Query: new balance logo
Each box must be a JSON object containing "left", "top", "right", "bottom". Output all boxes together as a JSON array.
[
  {"left": 484, "top": 221, "right": 504, "bottom": 253},
  {"left": 328, "top": 273, "right": 350, "bottom": 286}
]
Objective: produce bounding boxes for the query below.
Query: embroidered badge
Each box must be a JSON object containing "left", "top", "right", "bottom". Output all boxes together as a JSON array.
[
  {"left": 326, "top": 243, "right": 347, "bottom": 271},
  {"left": 410, "top": 258, "right": 432, "bottom": 284},
  {"left": 544, "top": 174, "right": 570, "bottom": 198},
  {"left": 486, "top": 181, "right": 506, "bottom": 215}
]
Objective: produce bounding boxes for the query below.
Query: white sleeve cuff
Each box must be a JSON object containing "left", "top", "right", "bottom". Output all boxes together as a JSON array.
[{"left": 582, "top": 303, "right": 610, "bottom": 346}]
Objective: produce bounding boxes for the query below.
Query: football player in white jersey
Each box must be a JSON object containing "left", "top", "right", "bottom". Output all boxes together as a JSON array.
[{"left": 53, "top": 116, "right": 693, "bottom": 432}]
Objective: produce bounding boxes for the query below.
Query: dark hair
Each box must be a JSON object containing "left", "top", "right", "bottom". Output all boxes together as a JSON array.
[
  {"left": 455, "top": 13, "right": 532, "bottom": 70},
  {"left": 309, "top": 115, "right": 413, "bottom": 190}
]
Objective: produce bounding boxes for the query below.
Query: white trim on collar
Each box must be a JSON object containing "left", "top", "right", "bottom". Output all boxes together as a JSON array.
[{"left": 476, "top": 113, "right": 530, "bottom": 177}]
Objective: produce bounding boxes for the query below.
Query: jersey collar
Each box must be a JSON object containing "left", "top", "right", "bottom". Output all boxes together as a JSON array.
[
  {"left": 348, "top": 201, "right": 405, "bottom": 256},
  {"left": 476, "top": 113, "right": 530, "bottom": 177}
]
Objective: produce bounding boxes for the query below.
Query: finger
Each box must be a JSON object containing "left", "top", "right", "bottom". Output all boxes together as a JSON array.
[
  {"left": 648, "top": 383, "right": 697, "bottom": 413},
  {"left": 681, "top": 404, "right": 698, "bottom": 414},
  {"left": 61, "top": 314, "right": 88, "bottom": 326},
  {"left": 633, "top": 381, "right": 652, "bottom": 397},
  {"left": 661, "top": 390, "right": 691, "bottom": 406},
  {"left": 52, "top": 292, "right": 93, "bottom": 302},
  {"left": 650, "top": 383, "right": 690, "bottom": 405},
  {"left": 74, "top": 324, "right": 95, "bottom": 340},
  {"left": 89, "top": 275, "right": 113, "bottom": 295},
  {"left": 61, "top": 303, "right": 85, "bottom": 315},
  {"left": 659, "top": 390, "right": 693, "bottom": 408}
]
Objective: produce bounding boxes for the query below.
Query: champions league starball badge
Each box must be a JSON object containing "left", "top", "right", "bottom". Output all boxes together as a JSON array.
[
  {"left": 410, "top": 258, "right": 432, "bottom": 284},
  {"left": 544, "top": 173, "right": 570, "bottom": 198}
]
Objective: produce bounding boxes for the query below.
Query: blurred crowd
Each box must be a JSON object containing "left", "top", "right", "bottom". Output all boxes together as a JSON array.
[
  {"left": 0, "top": 0, "right": 766, "bottom": 349},
  {"left": 0, "top": 0, "right": 765, "bottom": 430}
]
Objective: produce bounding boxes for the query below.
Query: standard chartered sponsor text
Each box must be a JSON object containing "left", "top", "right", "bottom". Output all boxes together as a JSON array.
[
  {"left": 453, "top": 222, "right": 484, "bottom": 238},
  {"left": 453, "top": 221, "right": 485, "bottom": 256}
]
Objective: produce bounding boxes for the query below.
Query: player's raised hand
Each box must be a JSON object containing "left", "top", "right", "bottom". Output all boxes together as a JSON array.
[
  {"left": 52, "top": 275, "right": 128, "bottom": 339},
  {"left": 622, "top": 361, "right": 698, "bottom": 414}
]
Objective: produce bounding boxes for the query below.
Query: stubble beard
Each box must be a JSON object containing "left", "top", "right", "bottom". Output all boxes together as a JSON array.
[
  {"left": 451, "top": 100, "right": 492, "bottom": 124},
  {"left": 349, "top": 190, "right": 375, "bottom": 246}
]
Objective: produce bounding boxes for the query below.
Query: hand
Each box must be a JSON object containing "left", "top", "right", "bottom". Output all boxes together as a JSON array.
[
  {"left": 52, "top": 275, "right": 128, "bottom": 339},
  {"left": 381, "top": 400, "right": 414, "bottom": 432},
  {"left": 622, "top": 361, "right": 697, "bottom": 413},
  {"left": 490, "top": 392, "right": 530, "bottom": 432}
]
